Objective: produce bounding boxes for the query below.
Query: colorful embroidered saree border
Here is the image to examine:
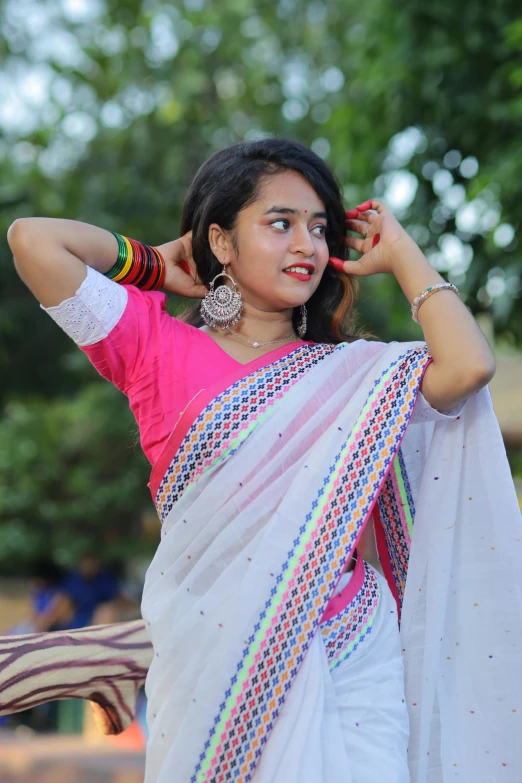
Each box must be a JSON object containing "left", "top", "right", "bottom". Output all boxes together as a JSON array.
[
  {"left": 149, "top": 341, "right": 317, "bottom": 501},
  {"left": 319, "top": 546, "right": 365, "bottom": 624},
  {"left": 374, "top": 448, "right": 417, "bottom": 614},
  {"left": 153, "top": 343, "right": 337, "bottom": 523},
  {"left": 192, "top": 346, "right": 430, "bottom": 783},
  {"left": 321, "top": 560, "right": 381, "bottom": 671}
]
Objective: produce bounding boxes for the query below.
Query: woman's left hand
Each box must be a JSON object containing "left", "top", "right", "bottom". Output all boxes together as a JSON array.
[{"left": 329, "top": 199, "right": 414, "bottom": 276}]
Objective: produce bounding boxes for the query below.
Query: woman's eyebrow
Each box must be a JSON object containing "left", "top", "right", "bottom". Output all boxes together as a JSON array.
[{"left": 263, "top": 206, "right": 328, "bottom": 220}]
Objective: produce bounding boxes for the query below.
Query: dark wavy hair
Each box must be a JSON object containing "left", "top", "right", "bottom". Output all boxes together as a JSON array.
[{"left": 177, "top": 137, "right": 363, "bottom": 344}]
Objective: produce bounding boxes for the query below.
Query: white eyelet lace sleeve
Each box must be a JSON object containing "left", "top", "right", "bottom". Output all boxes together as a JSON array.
[
  {"left": 410, "top": 390, "right": 466, "bottom": 424},
  {"left": 40, "top": 266, "right": 128, "bottom": 346}
]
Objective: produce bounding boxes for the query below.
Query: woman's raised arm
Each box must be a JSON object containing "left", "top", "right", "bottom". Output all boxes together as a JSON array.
[
  {"left": 8, "top": 219, "right": 207, "bottom": 305},
  {"left": 7, "top": 218, "right": 119, "bottom": 307}
]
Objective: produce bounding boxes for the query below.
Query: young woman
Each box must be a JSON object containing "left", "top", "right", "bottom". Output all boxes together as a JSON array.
[{"left": 7, "top": 138, "right": 521, "bottom": 783}]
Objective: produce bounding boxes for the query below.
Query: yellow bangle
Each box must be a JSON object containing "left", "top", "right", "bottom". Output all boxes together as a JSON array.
[{"left": 113, "top": 235, "right": 134, "bottom": 281}]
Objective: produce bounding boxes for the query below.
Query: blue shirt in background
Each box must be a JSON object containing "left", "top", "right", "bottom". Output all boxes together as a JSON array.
[{"left": 59, "top": 569, "right": 120, "bottom": 629}]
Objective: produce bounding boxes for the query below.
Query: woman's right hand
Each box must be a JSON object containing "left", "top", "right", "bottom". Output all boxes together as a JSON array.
[{"left": 156, "top": 231, "right": 209, "bottom": 299}]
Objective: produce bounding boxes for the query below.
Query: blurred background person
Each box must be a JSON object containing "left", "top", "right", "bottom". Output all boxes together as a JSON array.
[
  {"left": 4, "top": 558, "right": 70, "bottom": 635},
  {"left": 57, "top": 550, "right": 121, "bottom": 629}
]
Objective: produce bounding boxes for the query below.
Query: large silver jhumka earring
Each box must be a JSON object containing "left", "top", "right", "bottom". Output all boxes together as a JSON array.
[{"left": 200, "top": 265, "right": 243, "bottom": 330}]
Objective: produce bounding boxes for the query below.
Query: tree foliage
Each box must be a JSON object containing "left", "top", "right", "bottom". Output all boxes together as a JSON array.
[
  {"left": 0, "top": 0, "right": 520, "bottom": 564},
  {"left": 0, "top": 380, "right": 151, "bottom": 572}
]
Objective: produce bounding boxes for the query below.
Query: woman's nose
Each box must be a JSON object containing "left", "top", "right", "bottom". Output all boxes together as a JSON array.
[{"left": 290, "top": 225, "right": 315, "bottom": 256}]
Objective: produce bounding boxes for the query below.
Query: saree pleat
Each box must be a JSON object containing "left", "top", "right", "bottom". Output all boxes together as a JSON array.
[
  {"left": 141, "top": 339, "right": 522, "bottom": 782},
  {"left": 253, "top": 633, "right": 351, "bottom": 783},
  {"left": 329, "top": 568, "right": 410, "bottom": 783}
]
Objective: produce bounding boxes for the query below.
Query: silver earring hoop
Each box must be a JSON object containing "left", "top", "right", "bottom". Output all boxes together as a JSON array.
[
  {"left": 200, "top": 265, "right": 243, "bottom": 329},
  {"left": 297, "top": 303, "right": 307, "bottom": 338}
]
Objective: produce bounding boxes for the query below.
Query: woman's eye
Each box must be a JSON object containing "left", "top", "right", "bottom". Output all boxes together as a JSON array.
[{"left": 270, "top": 220, "right": 327, "bottom": 236}]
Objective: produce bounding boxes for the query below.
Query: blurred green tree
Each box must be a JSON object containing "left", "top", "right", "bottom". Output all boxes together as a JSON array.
[
  {"left": 0, "top": 0, "right": 520, "bottom": 563},
  {"left": 0, "top": 382, "right": 151, "bottom": 572}
]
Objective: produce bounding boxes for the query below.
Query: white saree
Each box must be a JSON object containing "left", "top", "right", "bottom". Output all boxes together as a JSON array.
[{"left": 141, "top": 338, "right": 522, "bottom": 783}]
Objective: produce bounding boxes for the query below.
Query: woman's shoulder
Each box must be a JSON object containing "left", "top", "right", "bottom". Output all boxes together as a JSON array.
[{"left": 333, "top": 336, "right": 387, "bottom": 358}]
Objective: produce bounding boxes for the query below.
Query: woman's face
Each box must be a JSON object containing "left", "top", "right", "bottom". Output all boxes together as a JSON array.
[{"left": 214, "top": 170, "right": 330, "bottom": 313}]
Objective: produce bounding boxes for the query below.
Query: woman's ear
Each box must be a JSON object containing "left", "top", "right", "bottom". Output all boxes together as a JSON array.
[
  {"left": 208, "top": 224, "right": 236, "bottom": 266},
  {"left": 208, "top": 224, "right": 227, "bottom": 262}
]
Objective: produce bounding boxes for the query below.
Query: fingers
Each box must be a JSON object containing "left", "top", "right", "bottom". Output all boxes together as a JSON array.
[
  {"left": 179, "top": 256, "right": 206, "bottom": 290},
  {"left": 344, "top": 232, "right": 380, "bottom": 250},
  {"left": 181, "top": 230, "right": 193, "bottom": 255},
  {"left": 178, "top": 232, "right": 195, "bottom": 265},
  {"left": 179, "top": 259, "right": 191, "bottom": 276},
  {"left": 346, "top": 218, "right": 369, "bottom": 235},
  {"left": 344, "top": 235, "right": 366, "bottom": 254},
  {"left": 328, "top": 256, "right": 369, "bottom": 276},
  {"left": 350, "top": 210, "right": 379, "bottom": 225},
  {"left": 345, "top": 201, "right": 385, "bottom": 223},
  {"left": 355, "top": 199, "right": 386, "bottom": 214},
  {"left": 189, "top": 281, "right": 209, "bottom": 298},
  {"left": 185, "top": 256, "right": 201, "bottom": 282},
  {"left": 180, "top": 234, "right": 195, "bottom": 264},
  {"left": 328, "top": 256, "right": 345, "bottom": 272},
  {"left": 184, "top": 236, "right": 207, "bottom": 289},
  {"left": 178, "top": 235, "right": 204, "bottom": 287},
  {"left": 180, "top": 265, "right": 207, "bottom": 296}
]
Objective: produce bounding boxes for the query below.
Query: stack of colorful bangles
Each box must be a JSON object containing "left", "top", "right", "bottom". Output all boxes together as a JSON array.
[{"left": 104, "top": 232, "right": 166, "bottom": 290}]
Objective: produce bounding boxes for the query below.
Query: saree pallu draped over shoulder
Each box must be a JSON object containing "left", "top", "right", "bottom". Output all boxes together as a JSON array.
[{"left": 142, "top": 340, "right": 522, "bottom": 783}]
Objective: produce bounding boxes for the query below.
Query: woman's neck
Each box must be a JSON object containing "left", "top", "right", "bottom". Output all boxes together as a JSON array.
[{"left": 221, "top": 310, "right": 297, "bottom": 345}]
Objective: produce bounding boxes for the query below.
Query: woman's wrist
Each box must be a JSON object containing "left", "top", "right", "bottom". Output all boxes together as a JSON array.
[
  {"left": 388, "top": 236, "right": 445, "bottom": 305},
  {"left": 104, "top": 232, "right": 166, "bottom": 290},
  {"left": 388, "top": 233, "right": 494, "bottom": 382}
]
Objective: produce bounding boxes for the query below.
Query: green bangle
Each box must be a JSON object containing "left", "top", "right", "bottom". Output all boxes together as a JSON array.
[
  {"left": 105, "top": 232, "right": 128, "bottom": 279},
  {"left": 104, "top": 232, "right": 163, "bottom": 290}
]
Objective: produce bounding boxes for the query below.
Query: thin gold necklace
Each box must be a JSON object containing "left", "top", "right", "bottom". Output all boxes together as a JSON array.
[{"left": 225, "top": 328, "right": 298, "bottom": 349}]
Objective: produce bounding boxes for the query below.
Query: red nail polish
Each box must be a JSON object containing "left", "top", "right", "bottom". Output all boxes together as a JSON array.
[
  {"left": 328, "top": 256, "right": 345, "bottom": 271},
  {"left": 372, "top": 233, "right": 380, "bottom": 248},
  {"left": 356, "top": 200, "right": 372, "bottom": 212},
  {"left": 179, "top": 259, "right": 191, "bottom": 275},
  {"left": 345, "top": 209, "right": 359, "bottom": 219}
]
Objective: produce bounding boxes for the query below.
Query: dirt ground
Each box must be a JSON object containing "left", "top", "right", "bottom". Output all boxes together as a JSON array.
[{"left": 0, "top": 730, "right": 145, "bottom": 783}]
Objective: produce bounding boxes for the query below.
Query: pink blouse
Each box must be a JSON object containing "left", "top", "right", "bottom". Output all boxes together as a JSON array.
[{"left": 43, "top": 266, "right": 464, "bottom": 473}]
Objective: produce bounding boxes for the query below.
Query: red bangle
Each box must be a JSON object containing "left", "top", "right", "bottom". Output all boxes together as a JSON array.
[
  {"left": 104, "top": 233, "right": 164, "bottom": 290},
  {"left": 151, "top": 247, "right": 166, "bottom": 290},
  {"left": 124, "top": 239, "right": 145, "bottom": 286}
]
